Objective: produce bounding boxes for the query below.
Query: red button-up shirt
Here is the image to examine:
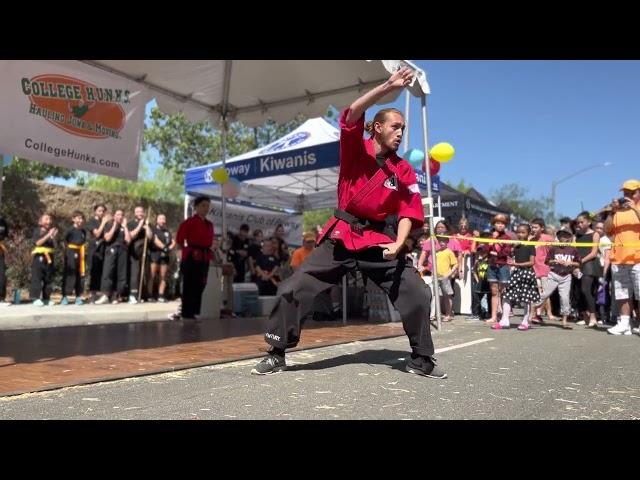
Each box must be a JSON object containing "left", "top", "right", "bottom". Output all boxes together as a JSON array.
[
  {"left": 319, "top": 108, "right": 424, "bottom": 251},
  {"left": 176, "top": 215, "right": 214, "bottom": 262}
]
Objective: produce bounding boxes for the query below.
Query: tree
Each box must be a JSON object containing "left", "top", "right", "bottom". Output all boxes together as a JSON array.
[
  {"left": 446, "top": 178, "right": 473, "bottom": 193},
  {"left": 78, "top": 151, "right": 184, "bottom": 204},
  {"left": 143, "top": 107, "right": 305, "bottom": 176},
  {"left": 4, "top": 157, "right": 76, "bottom": 181},
  {"left": 489, "top": 183, "right": 555, "bottom": 224},
  {"left": 303, "top": 208, "right": 333, "bottom": 233}
]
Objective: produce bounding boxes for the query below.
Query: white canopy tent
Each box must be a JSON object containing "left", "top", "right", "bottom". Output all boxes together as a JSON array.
[{"left": 79, "top": 59, "right": 444, "bottom": 328}]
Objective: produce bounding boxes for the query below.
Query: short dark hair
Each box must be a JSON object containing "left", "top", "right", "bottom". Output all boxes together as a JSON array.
[
  {"left": 559, "top": 217, "right": 572, "bottom": 224},
  {"left": 71, "top": 210, "right": 84, "bottom": 219},
  {"left": 193, "top": 196, "right": 210, "bottom": 207},
  {"left": 94, "top": 203, "right": 106, "bottom": 212},
  {"left": 239, "top": 223, "right": 250, "bottom": 232},
  {"left": 530, "top": 217, "right": 545, "bottom": 228},
  {"left": 253, "top": 229, "right": 263, "bottom": 237}
]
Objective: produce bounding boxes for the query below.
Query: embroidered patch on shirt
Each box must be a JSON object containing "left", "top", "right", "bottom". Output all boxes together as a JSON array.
[
  {"left": 408, "top": 183, "right": 420, "bottom": 194},
  {"left": 383, "top": 175, "right": 398, "bottom": 191}
]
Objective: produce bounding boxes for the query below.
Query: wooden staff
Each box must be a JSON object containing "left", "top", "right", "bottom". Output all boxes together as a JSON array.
[{"left": 137, "top": 207, "right": 152, "bottom": 302}]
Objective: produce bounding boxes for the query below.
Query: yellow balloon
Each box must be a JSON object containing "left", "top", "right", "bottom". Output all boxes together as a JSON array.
[
  {"left": 212, "top": 168, "right": 229, "bottom": 184},
  {"left": 430, "top": 142, "right": 455, "bottom": 163}
]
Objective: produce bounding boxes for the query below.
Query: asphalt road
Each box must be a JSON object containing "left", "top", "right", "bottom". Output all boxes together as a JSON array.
[{"left": 3, "top": 318, "right": 639, "bottom": 419}]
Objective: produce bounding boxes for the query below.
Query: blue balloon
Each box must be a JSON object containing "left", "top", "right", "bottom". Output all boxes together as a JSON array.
[{"left": 404, "top": 148, "right": 425, "bottom": 169}]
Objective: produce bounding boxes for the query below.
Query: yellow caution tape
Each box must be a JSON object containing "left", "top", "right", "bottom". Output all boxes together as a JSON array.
[{"left": 437, "top": 234, "right": 640, "bottom": 248}]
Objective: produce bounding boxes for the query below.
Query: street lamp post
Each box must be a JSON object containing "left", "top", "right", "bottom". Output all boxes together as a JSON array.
[{"left": 551, "top": 162, "right": 612, "bottom": 220}]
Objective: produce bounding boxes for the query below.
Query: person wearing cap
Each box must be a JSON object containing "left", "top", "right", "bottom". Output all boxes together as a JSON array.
[
  {"left": 604, "top": 179, "right": 640, "bottom": 335},
  {"left": 289, "top": 232, "right": 317, "bottom": 271},
  {"left": 534, "top": 227, "right": 581, "bottom": 329}
]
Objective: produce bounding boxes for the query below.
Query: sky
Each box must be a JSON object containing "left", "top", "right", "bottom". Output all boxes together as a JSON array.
[{"left": 48, "top": 60, "right": 639, "bottom": 219}]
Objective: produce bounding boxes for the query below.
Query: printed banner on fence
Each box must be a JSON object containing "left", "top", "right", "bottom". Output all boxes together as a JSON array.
[
  {"left": 0, "top": 60, "right": 149, "bottom": 180},
  {"left": 205, "top": 201, "right": 304, "bottom": 246}
]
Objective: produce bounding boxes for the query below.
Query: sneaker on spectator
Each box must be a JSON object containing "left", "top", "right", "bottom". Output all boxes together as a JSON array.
[
  {"left": 467, "top": 315, "right": 481, "bottom": 320},
  {"left": 576, "top": 320, "right": 586, "bottom": 326},
  {"left": 0, "top": 301, "right": 10, "bottom": 307},
  {"left": 33, "top": 299, "right": 45, "bottom": 307},
  {"left": 167, "top": 312, "right": 181, "bottom": 321},
  {"left": 60, "top": 296, "right": 69, "bottom": 306},
  {"left": 632, "top": 327, "right": 640, "bottom": 335},
  {"left": 157, "top": 297, "right": 166, "bottom": 303},
  {"left": 112, "top": 299, "right": 120, "bottom": 305},
  {"left": 75, "top": 297, "right": 84, "bottom": 306},
  {"left": 94, "top": 295, "right": 109, "bottom": 305},
  {"left": 128, "top": 296, "right": 138, "bottom": 304},
  {"left": 608, "top": 323, "right": 632, "bottom": 335}
]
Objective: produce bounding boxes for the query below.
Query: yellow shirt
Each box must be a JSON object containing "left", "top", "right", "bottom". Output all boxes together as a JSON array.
[
  {"left": 435, "top": 248, "right": 458, "bottom": 277},
  {"left": 610, "top": 206, "right": 640, "bottom": 265}
]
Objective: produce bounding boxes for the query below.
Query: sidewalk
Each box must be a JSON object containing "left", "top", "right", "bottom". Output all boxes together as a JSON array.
[
  {"left": 0, "top": 301, "right": 179, "bottom": 330},
  {"left": 0, "top": 314, "right": 406, "bottom": 397}
]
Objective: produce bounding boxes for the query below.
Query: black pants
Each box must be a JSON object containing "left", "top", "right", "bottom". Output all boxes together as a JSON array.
[
  {"left": 0, "top": 254, "right": 6, "bottom": 300},
  {"left": 87, "top": 244, "right": 104, "bottom": 292},
  {"left": 129, "top": 247, "right": 148, "bottom": 298},
  {"left": 264, "top": 239, "right": 434, "bottom": 356},
  {"left": 62, "top": 249, "right": 83, "bottom": 297},
  {"left": 30, "top": 254, "right": 54, "bottom": 301},
  {"left": 101, "top": 245, "right": 127, "bottom": 296},
  {"left": 233, "top": 260, "right": 246, "bottom": 283},
  {"left": 473, "top": 289, "right": 491, "bottom": 318},
  {"left": 579, "top": 274, "right": 598, "bottom": 314},
  {"left": 180, "top": 256, "right": 209, "bottom": 318}
]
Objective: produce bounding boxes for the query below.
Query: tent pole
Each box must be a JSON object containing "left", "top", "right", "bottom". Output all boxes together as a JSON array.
[
  {"left": 420, "top": 94, "right": 442, "bottom": 331},
  {"left": 403, "top": 90, "right": 410, "bottom": 154},
  {"left": 221, "top": 116, "right": 228, "bottom": 245}
]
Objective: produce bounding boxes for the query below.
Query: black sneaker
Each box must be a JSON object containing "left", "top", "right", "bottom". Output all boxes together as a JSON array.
[
  {"left": 405, "top": 355, "right": 447, "bottom": 379},
  {"left": 251, "top": 353, "right": 286, "bottom": 375}
]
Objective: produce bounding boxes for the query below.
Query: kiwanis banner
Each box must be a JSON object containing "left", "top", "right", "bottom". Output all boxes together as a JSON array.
[{"left": 0, "top": 60, "right": 149, "bottom": 181}]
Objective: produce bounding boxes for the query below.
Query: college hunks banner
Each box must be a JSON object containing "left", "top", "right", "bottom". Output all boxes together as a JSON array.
[
  {"left": 204, "top": 201, "right": 304, "bottom": 247},
  {"left": 0, "top": 60, "right": 148, "bottom": 180}
]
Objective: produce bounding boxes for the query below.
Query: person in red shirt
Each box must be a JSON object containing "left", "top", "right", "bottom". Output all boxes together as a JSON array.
[
  {"left": 169, "top": 196, "right": 214, "bottom": 321},
  {"left": 252, "top": 66, "right": 445, "bottom": 379}
]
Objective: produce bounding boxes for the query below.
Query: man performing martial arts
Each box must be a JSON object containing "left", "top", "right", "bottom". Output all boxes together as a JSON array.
[{"left": 252, "top": 66, "right": 446, "bottom": 379}]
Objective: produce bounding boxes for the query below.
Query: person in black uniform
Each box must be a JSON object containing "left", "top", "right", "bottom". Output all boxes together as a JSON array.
[
  {"left": 255, "top": 238, "right": 281, "bottom": 296},
  {"left": 247, "top": 229, "right": 264, "bottom": 283},
  {"left": 31, "top": 213, "right": 58, "bottom": 306},
  {"left": 95, "top": 209, "right": 131, "bottom": 304},
  {"left": 0, "top": 215, "right": 9, "bottom": 306},
  {"left": 127, "top": 206, "right": 153, "bottom": 304},
  {"left": 60, "top": 210, "right": 87, "bottom": 305},
  {"left": 86, "top": 204, "right": 109, "bottom": 303},
  {"left": 229, "top": 223, "right": 251, "bottom": 283},
  {"left": 148, "top": 214, "right": 176, "bottom": 302}
]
